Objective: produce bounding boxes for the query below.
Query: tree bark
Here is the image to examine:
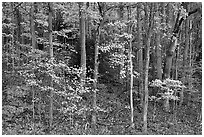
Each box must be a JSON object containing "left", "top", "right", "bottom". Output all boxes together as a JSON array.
[
  {"left": 14, "top": 4, "right": 23, "bottom": 66},
  {"left": 163, "top": 35, "right": 178, "bottom": 79},
  {"left": 155, "top": 3, "right": 162, "bottom": 80},
  {"left": 188, "top": 18, "right": 193, "bottom": 106},
  {"left": 137, "top": 2, "right": 144, "bottom": 108},
  {"left": 30, "top": 3, "right": 36, "bottom": 49},
  {"left": 127, "top": 6, "right": 134, "bottom": 128},
  {"left": 143, "top": 3, "right": 154, "bottom": 134},
  {"left": 92, "top": 22, "right": 100, "bottom": 132},
  {"left": 118, "top": 3, "right": 124, "bottom": 84},
  {"left": 15, "top": 4, "right": 22, "bottom": 43},
  {"left": 79, "top": 2, "right": 86, "bottom": 89},
  {"left": 48, "top": 2, "right": 53, "bottom": 133},
  {"left": 30, "top": 2, "right": 36, "bottom": 134},
  {"left": 85, "top": 2, "right": 90, "bottom": 38},
  {"left": 182, "top": 4, "right": 190, "bottom": 106}
]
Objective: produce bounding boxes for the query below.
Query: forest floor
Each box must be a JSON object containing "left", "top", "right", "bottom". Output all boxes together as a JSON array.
[{"left": 2, "top": 85, "right": 202, "bottom": 135}]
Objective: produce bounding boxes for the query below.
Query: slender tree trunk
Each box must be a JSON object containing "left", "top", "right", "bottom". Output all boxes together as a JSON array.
[
  {"left": 30, "top": 3, "right": 36, "bottom": 49},
  {"left": 127, "top": 6, "right": 134, "bottom": 128},
  {"left": 162, "top": 3, "right": 172, "bottom": 112},
  {"left": 188, "top": 19, "right": 193, "bottom": 106},
  {"left": 155, "top": 3, "right": 162, "bottom": 80},
  {"left": 15, "top": 5, "right": 22, "bottom": 43},
  {"left": 48, "top": 2, "right": 53, "bottom": 133},
  {"left": 85, "top": 2, "right": 90, "bottom": 38},
  {"left": 183, "top": 10, "right": 190, "bottom": 78},
  {"left": 137, "top": 3, "right": 144, "bottom": 108},
  {"left": 79, "top": 2, "right": 86, "bottom": 89},
  {"left": 30, "top": 2, "right": 36, "bottom": 134},
  {"left": 118, "top": 3, "right": 124, "bottom": 84},
  {"left": 14, "top": 4, "right": 22, "bottom": 67},
  {"left": 10, "top": 3, "right": 15, "bottom": 74},
  {"left": 143, "top": 3, "right": 154, "bottom": 134},
  {"left": 175, "top": 43, "right": 179, "bottom": 80},
  {"left": 182, "top": 5, "right": 191, "bottom": 106},
  {"left": 92, "top": 24, "right": 100, "bottom": 132},
  {"left": 129, "top": 40, "right": 134, "bottom": 128}
]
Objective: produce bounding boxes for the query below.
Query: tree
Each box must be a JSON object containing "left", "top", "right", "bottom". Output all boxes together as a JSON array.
[
  {"left": 163, "top": 3, "right": 200, "bottom": 111},
  {"left": 15, "top": 3, "right": 22, "bottom": 43},
  {"left": 10, "top": 3, "right": 15, "bottom": 74},
  {"left": 127, "top": 5, "right": 134, "bottom": 128},
  {"left": 79, "top": 2, "right": 86, "bottom": 89},
  {"left": 92, "top": 2, "right": 102, "bottom": 131},
  {"left": 155, "top": 3, "right": 162, "bottom": 80},
  {"left": 118, "top": 3, "right": 125, "bottom": 84},
  {"left": 163, "top": 3, "right": 200, "bottom": 79},
  {"left": 30, "top": 3, "right": 36, "bottom": 133},
  {"left": 48, "top": 2, "right": 53, "bottom": 133},
  {"left": 137, "top": 2, "right": 144, "bottom": 108},
  {"left": 1, "top": 2, "right": 202, "bottom": 135},
  {"left": 30, "top": 2, "right": 36, "bottom": 49},
  {"left": 143, "top": 3, "right": 154, "bottom": 134}
]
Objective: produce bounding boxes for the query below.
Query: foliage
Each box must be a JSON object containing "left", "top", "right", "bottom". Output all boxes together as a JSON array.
[
  {"left": 150, "top": 79, "right": 186, "bottom": 101},
  {"left": 2, "top": 2, "right": 202, "bottom": 135}
]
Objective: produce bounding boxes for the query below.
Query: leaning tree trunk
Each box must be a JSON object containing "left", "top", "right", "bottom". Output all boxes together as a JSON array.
[
  {"left": 163, "top": 7, "right": 185, "bottom": 112},
  {"left": 143, "top": 3, "right": 154, "bottom": 134},
  {"left": 163, "top": 4, "right": 200, "bottom": 111}
]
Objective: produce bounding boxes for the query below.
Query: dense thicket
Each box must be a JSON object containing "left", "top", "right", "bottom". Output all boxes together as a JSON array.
[{"left": 2, "top": 2, "right": 202, "bottom": 135}]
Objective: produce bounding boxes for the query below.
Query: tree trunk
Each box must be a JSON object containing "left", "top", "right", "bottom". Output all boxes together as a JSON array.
[
  {"left": 92, "top": 24, "right": 100, "bottom": 132},
  {"left": 163, "top": 3, "right": 199, "bottom": 80},
  {"left": 143, "top": 3, "right": 154, "bottom": 134},
  {"left": 163, "top": 36, "right": 178, "bottom": 79},
  {"left": 188, "top": 19, "right": 193, "bottom": 106},
  {"left": 118, "top": 3, "right": 124, "bottom": 84},
  {"left": 30, "top": 2, "right": 36, "bottom": 134},
  {"left": 79, "top": 2, "right": 86, "bottom": 89},
  {"left": 15, "top": 5, "right": 22, "bottom": 43},
  {"left": 175, "top": 42, "right": 179, "bottom": 80},
  {"left": 163, "top": 8, "right": 181, "bottom": 112},
  {"left": 129, "top": 40, "right": 134, "bottom": 128},
  {"left": 85, "top": 2, "right": 90, "bottom": 38},
  {"left": 48, "top": 2, "right": 53, "bottom": 133},
  {"left": 137, "top": 2, "right": 144, "bottom": 108},
  {"left": 30, "top": 3, "right": 36, "bottom": 49},
  {"left": 127, "top": 6, "right": 134, "bottom": 128},
  {"left": 14, "top": 4, "right": 22, "bottom": 67},
  {"left": 155, "top": 3, "right": 162, "bottom": 80},
  {"left": 10, "top": 3, "right": 15, "bottom": 73},
  {"left": 182, "top": 5, "right": 190, "bottom": 106}
]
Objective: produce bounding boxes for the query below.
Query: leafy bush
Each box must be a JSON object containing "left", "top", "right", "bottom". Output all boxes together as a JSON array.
[{"left": 150, "top": 79, "right": 186, "bottom": 101}]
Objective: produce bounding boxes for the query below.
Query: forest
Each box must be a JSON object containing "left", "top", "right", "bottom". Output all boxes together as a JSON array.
[{"left": 2, "top": 2, "right": 202, "bottom": 135}]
